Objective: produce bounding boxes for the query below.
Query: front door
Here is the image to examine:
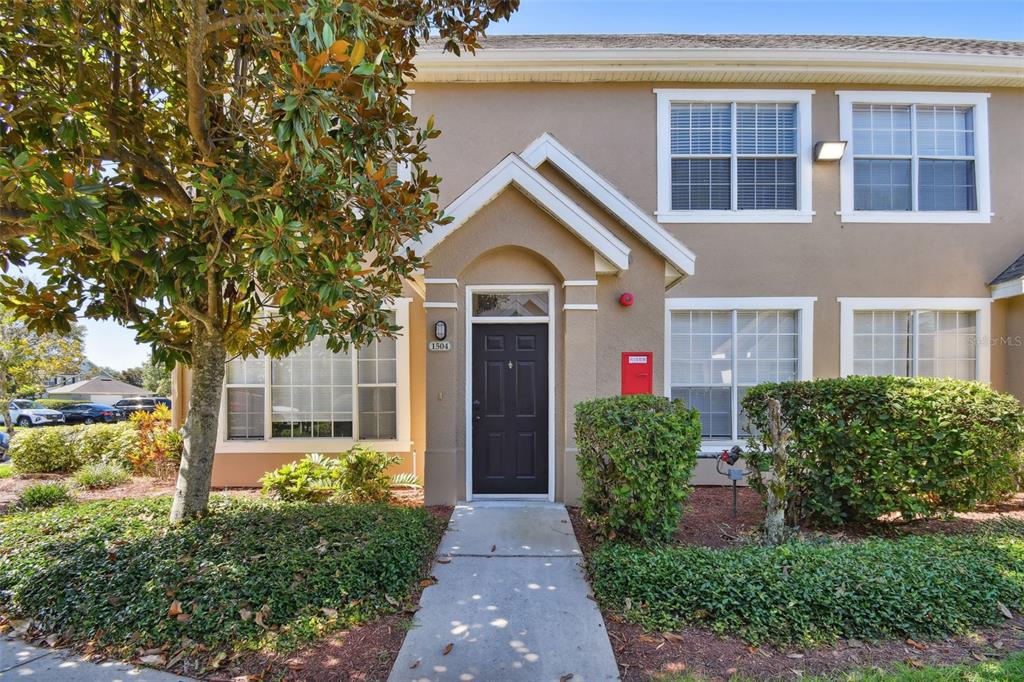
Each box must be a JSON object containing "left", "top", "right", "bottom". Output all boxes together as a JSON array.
[{"left": 471, "top": 324, "right": 549, "bottom": 495}]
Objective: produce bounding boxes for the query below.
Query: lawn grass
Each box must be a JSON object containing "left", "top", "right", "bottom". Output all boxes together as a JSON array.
[
  {"left": 0, "top": 463, "right": 13, "bottom": 479},
  {"left": 0, "top": 496, "right": 444, "bottom": 668},
  {"left": 590, "top": 520, "right": 1024, "bottom": 646},
  {"left": 658, "top": 651, "right": 1024, "bottom": 681}
]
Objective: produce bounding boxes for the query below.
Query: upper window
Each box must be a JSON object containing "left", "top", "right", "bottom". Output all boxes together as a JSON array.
[
  {"left": 839, "top": 298, "right": 991, "bottom": 382},
  {"left": 665, "top": 298, "right": 815, "bottom": 446},
  {"left": 838, "top": 92, "right": 991, "bottom": 223},
  {"left": 656, "top": 89, "right": 814, "bottom": 223},
  {"left": 221, "top": 301, "right": 410, "bottom": 450}
]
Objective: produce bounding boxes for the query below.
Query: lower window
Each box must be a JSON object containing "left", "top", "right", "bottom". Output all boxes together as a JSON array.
[
  {"left": 851, "top": 309, "right": 978, "bottom": 379},
  {"left": 668, "top": 307, "right": 803, "bottom": 442},
  {"left": 224, "top": 318, "right": 401, "bottom": 442}
]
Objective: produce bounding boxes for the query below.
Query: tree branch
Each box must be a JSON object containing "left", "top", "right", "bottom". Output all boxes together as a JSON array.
[
  {"left": 186, "top": 0, "right": 214, "bottom": 158},
  {"left": 205, "top": 12, "right": 286, "bottom": 34},
  {"left": 115, "top": 151, "right": 192, "bottom": 210}
]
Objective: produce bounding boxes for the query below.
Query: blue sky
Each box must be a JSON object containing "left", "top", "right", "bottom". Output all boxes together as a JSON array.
[{"left": 70, "top": 0, "right": 1022, "bottom": 369}]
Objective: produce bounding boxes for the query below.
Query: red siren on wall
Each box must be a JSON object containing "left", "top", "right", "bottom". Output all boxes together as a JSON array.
[{"left": 618, "top": 292, "right": 634, "bottom": 307}]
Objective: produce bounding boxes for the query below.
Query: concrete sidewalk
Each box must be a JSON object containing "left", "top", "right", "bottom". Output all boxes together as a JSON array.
[
  {"left": 388, "top": 502, "right": 619, "bottom": 682},
  {"left": 0, "top": 637, "right": 193, "bottom": 680}
]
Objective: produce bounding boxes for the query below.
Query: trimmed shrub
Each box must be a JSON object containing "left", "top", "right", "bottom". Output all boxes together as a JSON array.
[
  {"left": 575, "top": 394, "right": 702, "bottom": 542},
  {"left": 9, "top": 420, "right": 179, "bottom": 476},
  {"left": 73, "top": 462, "right": 131, "bottom": 489},
  {"left": 72, "top": 422, "right": 138, "bottom": 469},
  {"left": 0, "top": 497, "right": 444, "bottom": 662},
  {"left": 743, "top": 377, "right": 1024, "bottom": 526},
  {"left": 589, "top": 521, "right": 1024, "bottom": 646},
  {"left": 14, "top": 482, "right": 73, "bottom": 510},
  {"left": 33, "top": 399, "right": 87, "bottom": 410},
  {"left": 260, "top": 448, "right": 400, "bottom": 503},
  {"left": 9, "top": 427, "right": 81, "bottom": 473}
]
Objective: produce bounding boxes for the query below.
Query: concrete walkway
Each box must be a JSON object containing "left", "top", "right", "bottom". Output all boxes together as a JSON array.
[
  {"left": 389, "top": 502, "right": 619, "bottom": 682},
  {"left": 0, "top": 638, "right": 193, "bottom": 680}
]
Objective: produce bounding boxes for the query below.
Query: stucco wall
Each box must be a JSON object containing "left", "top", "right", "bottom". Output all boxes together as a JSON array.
[
  {"left": 411, "top": 82, "right": 1024, "bottom": 398},
  {"left": 1002, "top": 297, "right": 1024, "bottom": 399}
]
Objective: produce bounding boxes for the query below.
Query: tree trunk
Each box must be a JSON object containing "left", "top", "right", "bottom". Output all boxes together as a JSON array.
[
  {"left": 169, "top": 326, "right": 226, "bottom": 522},
  {"left": 762, "top": 398, "right": 792, "bottom": 546}
]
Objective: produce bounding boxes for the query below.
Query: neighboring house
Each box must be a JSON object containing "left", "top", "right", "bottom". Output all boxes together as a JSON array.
[
  {"left": 47, "top": 375, "right": 152, "bottom": 404},
  {"left": 171, "top": 34, "right": 1024, "bottom": 504}
]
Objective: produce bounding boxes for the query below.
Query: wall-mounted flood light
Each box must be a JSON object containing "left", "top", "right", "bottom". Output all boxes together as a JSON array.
[
  {"left": 813, "top": 141, "right": 848, "bottom": 161},
  {"left": 434, "top": 320, "right": 447, "bottom": 341}
]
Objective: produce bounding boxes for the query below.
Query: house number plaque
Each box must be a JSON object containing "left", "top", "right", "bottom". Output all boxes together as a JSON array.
[{"left": 428, "top": 341, "right": 452, "bottom": 352}]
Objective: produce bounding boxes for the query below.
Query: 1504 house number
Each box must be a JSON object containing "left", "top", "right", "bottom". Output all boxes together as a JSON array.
[{"left": 428, "top": 341, "right": 452, "bottom": 352}]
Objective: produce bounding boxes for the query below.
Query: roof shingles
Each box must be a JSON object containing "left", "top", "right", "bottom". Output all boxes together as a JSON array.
[
  {"left": 423, "top": 34, "right": 1023, "bottom": 57},
  {"left": 991, "top": 253, "right": 1024, "bottom": 286}
]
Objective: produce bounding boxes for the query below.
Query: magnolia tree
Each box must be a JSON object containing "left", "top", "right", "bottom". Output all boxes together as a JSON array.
[
  {"left": 0, "top": 0, "right": 518, "bottom": 520},
  {"left": 0, "top": 307, "right": 84, "bottom": 433}
]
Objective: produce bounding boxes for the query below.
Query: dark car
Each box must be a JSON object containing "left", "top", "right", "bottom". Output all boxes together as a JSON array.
[
  {"left": 60, "top": 403, "right": 124, "bottom": 425},
  {"left": 113, "top": 397, "right": 171, "bottom": 415}
]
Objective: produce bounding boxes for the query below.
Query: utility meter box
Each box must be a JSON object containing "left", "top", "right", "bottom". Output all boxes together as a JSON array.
[{"left": 621, "top": 352, "right": 653, "bottom": 395}]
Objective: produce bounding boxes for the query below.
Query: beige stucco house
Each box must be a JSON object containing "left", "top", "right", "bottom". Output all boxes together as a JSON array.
[{"left": 171, "top": 34, "right": 1024, "bottom": 505}]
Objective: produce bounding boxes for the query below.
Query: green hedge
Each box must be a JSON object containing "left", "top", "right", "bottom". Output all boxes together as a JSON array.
[
  {"left": 589, "top": 521, "right": 1024, "bottom": 646},
  {"left": 10, "top": 422, "right": 141, "bottom": 473},
  {"left": 743, "top": 377, "right": 1024, "bottom": 526},
  {"left": 575, "top": 394, "right": 702, "bottom": 542},
  {"left": 0, "top": 497, "right": 444, "bottom": 661},
  {"left": 33, "top": 399, "right": 87, "bottom": 410}
]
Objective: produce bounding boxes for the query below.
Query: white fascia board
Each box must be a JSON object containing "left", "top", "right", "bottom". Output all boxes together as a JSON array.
[
  {"left": 409, "top": 153, "right": 631, "bottom": 271},
  {"left": 522, "top": 132, "right": 696, "bottom": 276},
  {"left": 991, "top": 279, "right": 1024, "bottom": 300}
]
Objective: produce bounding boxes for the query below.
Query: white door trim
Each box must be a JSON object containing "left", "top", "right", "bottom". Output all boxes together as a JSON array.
[{"left": 465, "top": 284, "right": 557, "bottom": 502}]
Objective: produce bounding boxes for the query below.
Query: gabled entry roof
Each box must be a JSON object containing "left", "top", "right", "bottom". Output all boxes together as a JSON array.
[
  {"left": 411, "top": 134, "right": 696, "bottom": 278},
  {"left": 521, "top": 133, "right": 696, "bottom": 276},
  {"left": 412, "top": 152, "right": 632, "bottom": 272},
  {"left": 990, "top": 252, "right": 1024, "bottom": 299}
]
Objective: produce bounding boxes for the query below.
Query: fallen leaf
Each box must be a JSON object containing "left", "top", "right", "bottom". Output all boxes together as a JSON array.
[
  {"left": 44, "top": 634, "right": 60, "bottom": 647},
  {"left": 971, "top": 652, "right": 988, "bottom": 662},
  {"left": 491, "top": 544, "right": 496, "bottom": 552},
  {"left": 321, "top": 608, "right": 338, "bottom": 619},
  {"left": 560, "top": 675, "right": 574, "bottom": 681},
  {"left": 442, "top": 643, "right": 453, "bottom": 656},
  {"left": 662, "top": 632, "right": 685, "bottom": 643},
  {"left": 140, "top": 654, "right": 166, "bottom": 666},
  {"left": 419, "top": 578, "right": 435, "bottom": 588},
  {"left": 409, "top": 658, "right": 421, "bottom": 669},
  {"left": 726, "top": 668, "right": 738, "bottom": 675},
  {"left": 239, "top": 608, "right": 252, "bottom": 622},
  {"left": 385, "top": 595, "right": 400, "bottom": 606},
  {"left": 176, "top": 614, "right": 191, "bottom": 623},
  {"left": 437, "top": 557, "right": 451, "bottom": 564},
  {"left": 786, "top": 653, "right": 804, "bottom": 659},
  {"left": 847, "top": 639, "right": 865, "bottom": 649},
  {"left": 639, "top": 635, "right": 662, "bottom": 645},
  {"left": 167, "top": 600, "right": 183, "bottom": 618},
  {"left": 906, "top": 638, "right": 926, "bottom": 650},
  {"left": 995, "top": 640, "right": 1005, "bottom": 649},
  {"left": 998, "top": 602, "right": 1014, "bottom": 619}
]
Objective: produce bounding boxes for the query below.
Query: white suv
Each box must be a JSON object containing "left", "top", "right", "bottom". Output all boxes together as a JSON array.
[{"left": 8, "top": 400, "right": 66, "bottom": 427}]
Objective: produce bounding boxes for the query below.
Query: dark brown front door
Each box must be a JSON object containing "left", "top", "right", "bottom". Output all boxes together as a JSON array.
[{"left": 472, "top": 324, "right": 549, "bottom": 495}]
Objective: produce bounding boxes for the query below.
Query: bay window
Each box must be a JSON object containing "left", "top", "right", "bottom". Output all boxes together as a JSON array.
[
  {"left": 656, "top": 89, "right": 814, "bottom": 223},
  {"left": 666, "top": 298, "right": 815, "bottom": 447},
  {"left": 221, "top": 300, "right": 410, "bottom": 450},
  {"left": 838, "top": 91, "right": 991, "bottom": 223}
]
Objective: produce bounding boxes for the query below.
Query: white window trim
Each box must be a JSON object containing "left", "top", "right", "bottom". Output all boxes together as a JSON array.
[
  {"left": 664, "top": 296, "right": 816, "bottom": 453},
  {"left": 838, "top": 297, "right": 992, "bottom": 382},
  {"left": 465, "top": 284, "right": 556, "bottom": 502},
  {"left": 216, "top": 298, "right": 412, "bottom": 454},
  {"left": 655, "top": 89, "right": 815, "bottom": 224},
  {"left": 837, "top": 91, "right": 992, "bottom": 224}
]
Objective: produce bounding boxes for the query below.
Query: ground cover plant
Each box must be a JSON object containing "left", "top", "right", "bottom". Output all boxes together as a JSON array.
[
  {"left": 0, "top": 496, "right": 444, "bottom": 671},
  {"left": 743, "top": 377, "right": 1024, "bottom": 527},
  {"left": 261, "top": 449, "right": 403, "bottom": 503},
  {"left": 589, "top": 520, "right": 1024, "bottom": 647}
]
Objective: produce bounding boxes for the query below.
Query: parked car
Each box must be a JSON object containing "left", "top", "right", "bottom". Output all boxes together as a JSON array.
[
  {"left": 59, "top": 403, "right": 124, "bottom": 425},
  {"left": 113, "top": 397, "right": 171, "bottom": 415},
  {"left": 7, "top": 399, "right": 66, "bottom": 427}
]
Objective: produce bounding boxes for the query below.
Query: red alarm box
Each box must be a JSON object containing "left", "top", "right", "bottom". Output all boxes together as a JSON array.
[{"left": 621, "top": 352, "right": 653, "bottom": 395}]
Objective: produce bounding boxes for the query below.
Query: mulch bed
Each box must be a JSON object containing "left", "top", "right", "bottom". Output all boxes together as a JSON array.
[
  {"left": 570, "top": 486, "right": 1024, "bottom": 681},
  {"left": 220, "top": 501, "right": 451, "bottom": 682}
]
